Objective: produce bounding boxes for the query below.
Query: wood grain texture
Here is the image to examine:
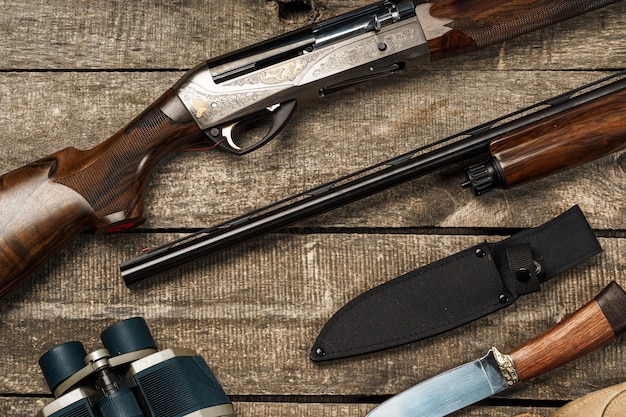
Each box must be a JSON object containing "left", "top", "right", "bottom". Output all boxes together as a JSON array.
[
  {"left": 510, "top": 285, "right": 621, "bottom": 382},
  {"left": 425, "top": 0, "right": 620, "bottom": 59},
  {"left": 491, "top": 85, "right": 626, "bottom": 188},
  {"left": 0, "top": 90, "right": 203, "bottom": 299},
  {"left": 0, "top": 0, "right": 625, "bottom": 416},
  {"left": 0, "top": 398, "right": 558, "bottom": 417},
  {"left": 0, "top": 235, "right": 624, "bottom": 397}
]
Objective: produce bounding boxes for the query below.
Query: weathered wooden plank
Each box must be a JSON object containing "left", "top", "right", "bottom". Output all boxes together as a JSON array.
[
  {"left": 0, "top": 0, "right": 623, "bottom": 70},
  {"left": 1, "top": 0, "right": 625, "bottom": 415},
  {"left": 0, "top": 397, "right": 557, "bottom": 417},
  {"left": 0, "top": 234, "right": 623, "bottom": 400}
]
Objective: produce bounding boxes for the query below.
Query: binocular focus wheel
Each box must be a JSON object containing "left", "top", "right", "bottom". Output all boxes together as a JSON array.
[
  {"left": 100, "top": 317, "right": 157, "bottom": 355},
  {"left": 39, "top": 341, "right": 88, "bottom": 392}
]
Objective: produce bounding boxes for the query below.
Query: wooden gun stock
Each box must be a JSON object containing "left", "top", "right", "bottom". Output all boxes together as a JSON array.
[
  {"left": 0, "top": 90, "right": 202, "bottom": 299},
  {"left": 490, "top": 86, "right": 626, "bottom": 189},
  {"left": 0, "top": 0, "right": 620, "bottom": 299},
  {"left": 424, "top": 0, "right": 618, "bottom": 60}
]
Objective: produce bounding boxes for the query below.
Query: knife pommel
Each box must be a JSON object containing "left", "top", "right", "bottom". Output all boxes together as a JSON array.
[
  {"left": 509, "top": 281, "right": 626, "bottom": 382},
  {"left": 422, "top": 0, "right": 619, "bottom": 60},
  {"left": 595, "top": 281, "right": 626, "bottom": 336}
]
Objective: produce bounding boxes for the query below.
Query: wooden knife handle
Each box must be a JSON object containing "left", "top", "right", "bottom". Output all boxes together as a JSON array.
[
  {"left": 421, "top": 0, "right": 619, "bottom": 60},
  {"left": 510, "top": 281, "right": 626, "bottom": 382}
]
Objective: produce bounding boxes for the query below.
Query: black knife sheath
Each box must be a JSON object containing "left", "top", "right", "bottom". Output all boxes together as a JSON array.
[{"left": 310, "top": 205, "right": 601, "bottom": 362}]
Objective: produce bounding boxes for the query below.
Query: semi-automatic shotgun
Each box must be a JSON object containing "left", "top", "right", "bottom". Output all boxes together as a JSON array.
[
  {"left": 121, "top": 71, "right": 626, "bottom": 284},
  {"left": 0, "top": 0, "right": 619, "bottom": 299}
]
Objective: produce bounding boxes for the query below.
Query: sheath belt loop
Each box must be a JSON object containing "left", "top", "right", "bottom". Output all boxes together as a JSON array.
[
  {"left": 489, "top": 205, "right": 601, "bottom": 299},
  {"left": 504, "top": 244, "right": 541, "bottom": 295}
]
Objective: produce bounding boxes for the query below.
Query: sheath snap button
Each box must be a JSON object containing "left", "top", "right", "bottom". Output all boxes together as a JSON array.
[
  {"left": 516, "top": 267, "right": 532, "bottom": 283},
  {"left": 475, "top": 248, "right": 486, "bottom": 257}
]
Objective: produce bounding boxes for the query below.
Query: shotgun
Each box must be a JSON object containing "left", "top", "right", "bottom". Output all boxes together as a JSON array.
[
  {"left": 0, "top": 0, "right": 619, "bottom": 299},
  {"left": 121, "top": 71, "right": 626, "bottom": 284}
]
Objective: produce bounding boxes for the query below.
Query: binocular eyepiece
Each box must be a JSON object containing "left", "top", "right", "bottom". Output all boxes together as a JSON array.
[{"left": 36, "top": 317, "right": 234, "bottom": 417}]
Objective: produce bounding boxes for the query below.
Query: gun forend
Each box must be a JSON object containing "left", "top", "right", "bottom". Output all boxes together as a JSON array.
[{"left": 463, "top": 74, "right": 626, "bottom": 195}]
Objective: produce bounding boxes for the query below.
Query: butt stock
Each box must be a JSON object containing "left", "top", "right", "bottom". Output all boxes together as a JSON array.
[
  {"left": 422, "top": 0, "right": 619, "bottom": 60},
  {"left": 121, "top": 71, "right": 626, "bottom": 285},
  {"left": 0, "top": 91, "right": 202, "bottom": 299}
]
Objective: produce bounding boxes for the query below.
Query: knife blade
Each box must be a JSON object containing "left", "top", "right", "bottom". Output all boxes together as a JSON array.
[{"left": 365, "top": 281, "right": 626, "bottom": 417}]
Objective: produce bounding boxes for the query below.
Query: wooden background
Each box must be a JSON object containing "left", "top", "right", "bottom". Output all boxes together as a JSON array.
[{"left": 0, "top": 0, "right": 625, "bottom": 416}]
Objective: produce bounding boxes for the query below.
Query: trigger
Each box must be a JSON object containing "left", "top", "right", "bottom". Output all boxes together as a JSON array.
[{"left": 222, "top": 123, "right": 240, "bottom": 151}]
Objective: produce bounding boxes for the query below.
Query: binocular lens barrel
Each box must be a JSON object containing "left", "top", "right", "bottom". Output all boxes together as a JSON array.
[
  {"left": 39, "top": 341, "right": 88, "bottom": 392},
  {"left": 37, "top": 317, "right": 234, "bottom": 417},
  {"left": 101, "top": 317, "right": 156, "bottom": 355}
]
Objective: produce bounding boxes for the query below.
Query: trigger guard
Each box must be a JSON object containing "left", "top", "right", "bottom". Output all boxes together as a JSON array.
[
  {"left": 211, "top": 99, "right": 298, "bottom": 155},
  {"left": 258, "top": 99, "right": 298, "bottom": 150}
]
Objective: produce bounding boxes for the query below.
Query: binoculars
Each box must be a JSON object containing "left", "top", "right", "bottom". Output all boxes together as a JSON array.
[{"left": 35, "top": 317, "right": 234, "bottom": 417}]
